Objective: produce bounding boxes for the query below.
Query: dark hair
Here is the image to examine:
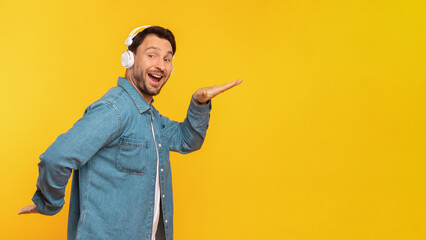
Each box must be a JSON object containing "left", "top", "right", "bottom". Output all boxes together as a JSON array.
[{"left": 128, "top": 26, "right": 176, "bottom": 56}]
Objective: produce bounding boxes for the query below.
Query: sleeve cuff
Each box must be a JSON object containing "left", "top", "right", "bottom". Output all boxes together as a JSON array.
[
  {"left": 32, "top": 189, "right": 63, "bottom": 216},
  {"left": 190, "top": 96, "right": 212, "bottom": 113}
]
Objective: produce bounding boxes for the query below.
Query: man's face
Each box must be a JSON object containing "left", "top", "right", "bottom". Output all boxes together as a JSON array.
[{"left": 130, "top": 34, "right": 173, "bottom": 99}]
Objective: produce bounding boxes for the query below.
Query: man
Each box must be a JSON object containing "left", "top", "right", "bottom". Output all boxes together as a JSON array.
[{"left": 19, "top": 26, "right": 242, "bottom": 240}]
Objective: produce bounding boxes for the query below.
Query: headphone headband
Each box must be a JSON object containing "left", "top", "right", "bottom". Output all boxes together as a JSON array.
[{"left": 125, "top": 25, "right": 152, "bottom": 47}]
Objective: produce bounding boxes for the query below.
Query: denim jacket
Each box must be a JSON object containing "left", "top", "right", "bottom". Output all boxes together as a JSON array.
[{"left": 32, "top": 77, "right": 211, "bottom": 240}]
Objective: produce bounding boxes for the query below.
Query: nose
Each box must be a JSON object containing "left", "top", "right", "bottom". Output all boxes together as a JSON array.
[{"left": 155, "top": 58, "right": 166, "bottom": 72}]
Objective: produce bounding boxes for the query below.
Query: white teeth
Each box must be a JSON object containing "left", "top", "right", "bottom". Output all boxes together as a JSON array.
[{"left": 152, "top": 74, "right": 162, "bottom": 78}]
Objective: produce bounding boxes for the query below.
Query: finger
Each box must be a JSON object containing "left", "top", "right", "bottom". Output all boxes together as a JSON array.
[
  {"left": 208, "top": 79, "right": 243, "bottom": 97},
  {"left": 215, "top": 79, "right": 243, "bottom": 93},
  {"left": 18, "top": 207, "right": 37, "bottom": 214},
  {"left": 18, "top": 206, "right": 30, "bottom": 214},
  {"left": 18, "top": 208, "right": 28, "bottom": 215},
  {"left": 18, "top": 204, "right": 38, "bottom": 215}
]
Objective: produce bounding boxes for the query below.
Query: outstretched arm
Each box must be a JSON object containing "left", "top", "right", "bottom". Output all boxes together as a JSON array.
[{"left": 164, "top": 79, "right": 243, "bottom": 153}]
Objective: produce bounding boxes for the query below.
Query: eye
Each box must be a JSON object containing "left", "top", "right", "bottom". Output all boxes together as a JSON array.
[
  {"left": 148, "top": 55, "right": 155, "bottom": 59},
  {"left": 164, "top": 58, "right": 171, "bottom": 62}
]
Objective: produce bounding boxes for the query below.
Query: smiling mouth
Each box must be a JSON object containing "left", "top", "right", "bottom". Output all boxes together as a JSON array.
[{"left": 148, "top": 73, "right": 163, "bottom": 83}]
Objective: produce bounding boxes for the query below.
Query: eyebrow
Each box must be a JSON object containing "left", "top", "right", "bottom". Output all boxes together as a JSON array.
[{"left": 144, "top": 47, "right": 173, "bottom": 56}]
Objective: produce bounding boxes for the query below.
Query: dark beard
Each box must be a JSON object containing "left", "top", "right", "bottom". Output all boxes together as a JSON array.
[{"left": 133, "top": 72, "right": 161, "bottom": 96}]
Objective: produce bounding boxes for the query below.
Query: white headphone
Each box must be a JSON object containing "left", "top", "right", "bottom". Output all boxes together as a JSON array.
[{"left": 121, "top": 25, "right": 152, "bottom": 68}]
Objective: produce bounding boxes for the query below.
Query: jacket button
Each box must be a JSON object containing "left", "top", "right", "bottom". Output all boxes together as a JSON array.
[
  {"left": 160, "top": 168, "right": 164, "bottom": 172},
  {"left": 158, "top": 144, "right": 162, "bottom": 147},
  {"left": 165, "top": 220, "right": 168, "bottom": 223},
  {"left": 162, "top": 194, "right": 165, "bottom": 198}
]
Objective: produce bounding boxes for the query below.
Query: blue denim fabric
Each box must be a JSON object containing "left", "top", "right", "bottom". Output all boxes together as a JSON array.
[{"left": 32, "top": 77, "right": 211, "bottom": 240}]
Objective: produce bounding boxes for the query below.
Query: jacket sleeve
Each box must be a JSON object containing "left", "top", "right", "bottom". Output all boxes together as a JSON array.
[
  {"left": 161, "top": 97, "right": 211, "bottom": 154},
  {"left": 32, "top": 101, "right": 122, "bottom": 215}
]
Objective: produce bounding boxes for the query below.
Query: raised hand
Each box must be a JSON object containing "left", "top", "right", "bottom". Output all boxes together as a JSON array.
[
  {"left": 192, "top": 79, "right": 243, "bottom": 104},
  {"left": 18, "top": 204, "right": 39, "bottom": 215}
]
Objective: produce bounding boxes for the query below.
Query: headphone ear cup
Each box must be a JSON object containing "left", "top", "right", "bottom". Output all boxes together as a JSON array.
[{"left": 121, "top": 51, "right": 134, "bottom": 68}]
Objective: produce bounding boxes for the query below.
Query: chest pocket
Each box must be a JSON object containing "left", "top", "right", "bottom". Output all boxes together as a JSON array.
[
  {"left": 115, "top": 137, "right": 150, "bottom": 175},
  {"left": 159, "top": 124, "right": 169, "bottom": 144}
]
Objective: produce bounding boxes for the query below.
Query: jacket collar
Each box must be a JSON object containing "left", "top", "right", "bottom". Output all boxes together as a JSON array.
[{"left": 117, "top": 77, "right": 152, "bottom": 113}]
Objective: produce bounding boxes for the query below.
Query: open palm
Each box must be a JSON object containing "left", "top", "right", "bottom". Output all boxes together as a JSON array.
[{"left": 193, "top": 79, "right": 243, "bottom": 104}]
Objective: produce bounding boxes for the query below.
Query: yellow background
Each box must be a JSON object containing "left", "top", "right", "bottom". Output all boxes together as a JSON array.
[{"left": 1, "top": 0, "right": 425, "bottom": 239}]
